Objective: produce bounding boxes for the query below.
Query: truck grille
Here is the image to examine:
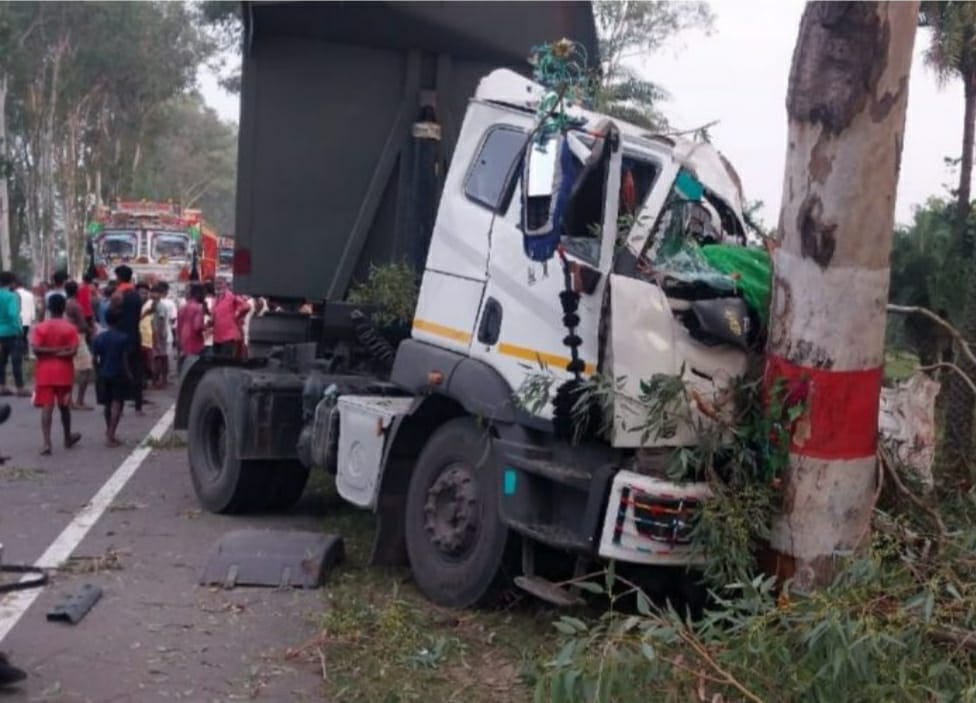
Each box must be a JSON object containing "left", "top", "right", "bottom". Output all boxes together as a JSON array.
[{"left": 614, "top": 486, "right": 699, "bottom": 547}]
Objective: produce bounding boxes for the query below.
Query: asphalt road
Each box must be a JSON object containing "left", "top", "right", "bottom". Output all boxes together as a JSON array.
[{"left": 0, "top": 386, "right": 331, "bottom": 702}]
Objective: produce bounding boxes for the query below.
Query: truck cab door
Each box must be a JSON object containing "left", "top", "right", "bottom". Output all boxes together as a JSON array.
[{"left": 471, "top": 125, "right": 621, "bottom": 421}]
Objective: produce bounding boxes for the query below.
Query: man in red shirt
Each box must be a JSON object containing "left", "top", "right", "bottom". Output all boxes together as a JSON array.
[
  {"left": 78, "top": 273, "right": 95, "bottom": 331},
  {"left": 211, "top": 277, "right": 251, "bottom": 360},
  {"left": 31, "top": 294, "right": 81, "bottom": 454},
  {"left": 176, "top": 283, "right": 206, "bottom": 371}
]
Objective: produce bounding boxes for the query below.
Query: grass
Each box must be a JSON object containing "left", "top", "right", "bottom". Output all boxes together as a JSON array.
[
  {"left": 884, "top": 347, "right": 919, "bottom": 383},
  {"left": 301, "top": 473, "right": 558, "bottom": 703}
]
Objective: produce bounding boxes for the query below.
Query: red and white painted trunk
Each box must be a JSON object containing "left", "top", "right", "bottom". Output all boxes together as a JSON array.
[{"left": 765, "top": 1, "right": 918, "bottom": 591}]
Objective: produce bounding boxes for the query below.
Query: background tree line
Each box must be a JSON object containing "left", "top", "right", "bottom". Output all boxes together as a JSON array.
[{"left": 0, "top": 1, "right": 237, "bottom": 285}]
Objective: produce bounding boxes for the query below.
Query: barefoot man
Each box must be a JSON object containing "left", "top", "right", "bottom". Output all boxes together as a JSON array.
[{"left": 31, "top": 294, "right": 81, "bottom": 454}]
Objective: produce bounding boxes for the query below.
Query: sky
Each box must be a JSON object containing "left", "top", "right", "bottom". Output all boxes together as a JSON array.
[{"left": 198, "top": 1, "right": 962, "bottom": 228}]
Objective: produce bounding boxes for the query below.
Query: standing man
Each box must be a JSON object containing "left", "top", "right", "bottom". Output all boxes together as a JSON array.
[
  {"left": 155, "top": 281, "right": 177, "bottom": 384},
  {"left": 44, "top": 270, "right": 68, "bottom": 317},
  {"left": 64, "top": 281, "right": 93, "bottom": 410},
  {"left": 111, "top": 265, "right": 145, "bottom": 414},
  {"left": 16, "top": 277, "right": 35, "bottom": 361},
  {"left": 0, "top": 272, "right": 25, "bottom": 397},
  {"left": 78, "top": 272, "right": 96, "bottom": 331},
  {"left": 211, "top": 276, "right": 251, "bottom": 360},
  {"left": 176, "top": 283, "right": 206, "bottom": 371},
  {"left": 31, "top": 294, "right": 81, "bottom": 454}
]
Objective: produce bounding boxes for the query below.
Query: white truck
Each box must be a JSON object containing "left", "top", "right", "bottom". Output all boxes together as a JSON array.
[{"left": 176, "top": 1, "right": 752, "bottom": 608}]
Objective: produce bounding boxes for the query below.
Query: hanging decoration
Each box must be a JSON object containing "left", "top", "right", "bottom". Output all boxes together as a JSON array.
[
  {"left": 85, "top": 238, "right": 98, "bottom": 281},
  {"left": 86, "top": 221, "right": 103, "bottom": 238},
  {"left": 189, "top": 246, "right": 200, "bottom": 281},
  {"left": 528, "top": 38, "right": 592, "bottom": 144}
]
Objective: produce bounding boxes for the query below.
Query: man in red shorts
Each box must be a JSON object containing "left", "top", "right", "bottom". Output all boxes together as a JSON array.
[{"left": 31, "top": 293, "right": 81, "bottom": 454}]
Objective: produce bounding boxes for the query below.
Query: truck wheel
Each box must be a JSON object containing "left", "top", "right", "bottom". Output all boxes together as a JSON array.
[
  {"left": 187, "top": 370, "right": 266, "bottom": 513},
  {"left": 404, "top": 417, "right": 509, "bottom": 608},
  {"left": 265, "top": 461, "right": 311, "bottom": 511}
]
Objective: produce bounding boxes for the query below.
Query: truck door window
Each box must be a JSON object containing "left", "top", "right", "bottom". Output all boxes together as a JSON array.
[{"left": 463, "top": 126, "right": 525, "bottom": 212}]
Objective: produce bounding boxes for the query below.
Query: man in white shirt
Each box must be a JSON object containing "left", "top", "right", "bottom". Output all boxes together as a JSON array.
[
  {"left": 16, "top": 278, "right": 35, "bottom": 360},
  {"left": 156, "top": 281, "right": 178, "bottom": 381}
]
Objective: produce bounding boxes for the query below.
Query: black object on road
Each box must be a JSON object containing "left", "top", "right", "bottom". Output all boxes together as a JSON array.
[
  {"left": 46, "top": 583, "right": 102, "bottom": 624},
  {"left": 200, "top": 530, "right": 344, "bottom": 589},
  {"left": 0, "top": 652, "right": 26, "bottom": 688}
]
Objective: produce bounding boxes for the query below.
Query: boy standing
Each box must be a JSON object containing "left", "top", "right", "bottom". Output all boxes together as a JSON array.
[
  {"left": 31, "top": 294, "right": 81, "bottom": 454},
  {"left": 93, "top": 309, "right": 130, "bottom": 447}
]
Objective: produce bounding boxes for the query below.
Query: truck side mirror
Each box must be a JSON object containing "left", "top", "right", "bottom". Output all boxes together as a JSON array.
[{"left": 521, "top": 135, "right": 574, "bottom": 262}]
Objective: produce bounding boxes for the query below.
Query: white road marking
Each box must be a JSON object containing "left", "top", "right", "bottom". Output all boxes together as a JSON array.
[{"left": 0, "top": 405, "right": 176, "bottom": 643}]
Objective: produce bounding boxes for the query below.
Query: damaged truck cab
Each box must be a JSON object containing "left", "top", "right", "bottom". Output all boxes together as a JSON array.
[{"left": 177, "top": 1, "right": 755, "bottom": 608}]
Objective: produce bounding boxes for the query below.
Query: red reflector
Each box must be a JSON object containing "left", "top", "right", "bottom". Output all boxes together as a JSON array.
[{"left": 233, "top": 248, "right": 251, "bottom": 276}]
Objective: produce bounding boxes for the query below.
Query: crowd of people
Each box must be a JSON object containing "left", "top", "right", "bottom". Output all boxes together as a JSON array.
[{"left": 0, "top": 265, "right": 254, "bottom": 453}]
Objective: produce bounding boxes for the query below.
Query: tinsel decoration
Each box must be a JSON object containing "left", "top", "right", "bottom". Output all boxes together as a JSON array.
[{"left": 528, "top": 38, "right": 592, "bottom": 144}]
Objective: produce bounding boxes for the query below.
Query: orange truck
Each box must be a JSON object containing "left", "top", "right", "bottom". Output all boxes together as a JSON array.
[{"left": 88, "top": 200, "right": 219, "bottom": 285}]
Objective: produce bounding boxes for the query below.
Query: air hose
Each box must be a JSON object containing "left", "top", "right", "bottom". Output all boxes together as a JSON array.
[
  {"left": 350, "top": 309, "right": 396, "bottom": 366},
  {"left": 552, "top": 247, "right": 598, "bottom": 441}
]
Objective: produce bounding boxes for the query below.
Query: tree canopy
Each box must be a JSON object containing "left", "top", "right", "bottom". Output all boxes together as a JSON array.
[{"left": 0, "top": 0, "right": 237, "bottom": 281}]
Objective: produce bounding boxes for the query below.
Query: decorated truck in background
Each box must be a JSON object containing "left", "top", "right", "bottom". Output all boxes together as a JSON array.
[
  {"left": 218, "top": 235, "right": 235, "bottom": 279},
  {"left": 87, "top": 200, "right": 219, "bottom": 285}
]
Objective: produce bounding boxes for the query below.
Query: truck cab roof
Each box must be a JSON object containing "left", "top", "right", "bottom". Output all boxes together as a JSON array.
[{"left": 474, "top": 68, "right": 747, "bottom": 234}]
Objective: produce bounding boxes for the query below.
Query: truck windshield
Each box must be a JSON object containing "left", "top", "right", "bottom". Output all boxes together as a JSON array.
[
  {"left": 152, "top": 232, "right": 190, "bottom": 260},
  {"left": 100, "top": 231, "right": 138, "bottom": 259}
]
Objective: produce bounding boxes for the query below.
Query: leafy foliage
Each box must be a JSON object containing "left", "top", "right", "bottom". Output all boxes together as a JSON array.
[
  {"left": 593, "top": 0, "right": 714, "bottom": 129},
  {"left": 888, "top": 198, "right": 965, "bottom": 362},
  {"left": 347, "top": 261, "right": 419, "bottom": 327},
  {"left": 0, "top": 1, "right": 225, "bottom": 280},
  {"left": 533, "top": 489, "right": 976, "bottom": 703},
  {"left": 133, "top": 95, "right": 237, "bottom": 234}
]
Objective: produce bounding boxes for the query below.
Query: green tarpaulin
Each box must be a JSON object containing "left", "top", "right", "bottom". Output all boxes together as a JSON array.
[{"left": 701, "top": 244, "right": 772, "bottom": 325}]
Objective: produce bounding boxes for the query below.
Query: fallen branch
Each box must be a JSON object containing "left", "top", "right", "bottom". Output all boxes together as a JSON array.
[
  {"left": 928, "top": 625, "right": 976, "bottom": 653},
  {"left": 916, "top": 362, "right": 976, "bottom": 396},
  {"left": 878, "top": 445, "right": 947, "bottom": 543},
  {"left": 886, "top": 305, "right": 976, "bottom": 371}
]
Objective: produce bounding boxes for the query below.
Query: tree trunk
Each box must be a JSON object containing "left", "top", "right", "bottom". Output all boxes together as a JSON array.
[
  {"left": 764, "top": 1, "right": 917, "bottom": 592},
  {"left": 0, "top": 72, "right": 10, "bottom": 270},
  {"left": 941, "top": 76, "right": 976, "bottom": 477}
]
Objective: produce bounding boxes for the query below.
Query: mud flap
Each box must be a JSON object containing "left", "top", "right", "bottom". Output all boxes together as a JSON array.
[{"left": 200, "top": 530, "right": 344, "bottom": 589}]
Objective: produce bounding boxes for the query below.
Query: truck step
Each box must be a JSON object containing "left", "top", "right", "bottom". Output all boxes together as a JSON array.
[
  {"left": 514, "top": 575, "right": 583, "bottom": 607},
  {"left": 506, "top": 519, "right": 593, "bottom": 552},
  {"left": 514, "top": 457, "right": 593, "bottom": 491}
]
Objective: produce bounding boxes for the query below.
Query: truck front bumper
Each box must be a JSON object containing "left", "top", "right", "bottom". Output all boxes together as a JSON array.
[{"left": 597, "top": 470, "right": 711, "bottom": 566}]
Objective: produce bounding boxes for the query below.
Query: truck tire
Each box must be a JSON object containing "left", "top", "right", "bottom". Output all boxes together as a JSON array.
[
  {"left": 187, "top": 370, "right": 267, "bottom": 513},
  {"left": 265, "top": 461, "right": 311, "bottom": 511},
  {"left": 404, "top": 417, "right": 509, "bottom": 608}
]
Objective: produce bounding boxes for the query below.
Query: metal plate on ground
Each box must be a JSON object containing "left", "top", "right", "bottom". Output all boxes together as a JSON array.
[{"left": 200, "top": 530, "right": 344, "bottom": 589}]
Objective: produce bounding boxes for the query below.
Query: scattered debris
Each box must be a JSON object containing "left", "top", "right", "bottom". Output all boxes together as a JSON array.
[
  {"left": 143, "top": 431, "right": 188, "bottom": 450},
  {"left": 47, "top": 584, "right": 102, "bottom": 624},
  {"left": 0, "top": 466, "right": 45, "bottom": 482},
  {"left": 879, "top": 371, "right": 940, "bottom": 492},
  {"left": 59, "top": 548, "right": 125, "bottom": 574},
  {"left": 109, "top": 500, "right": 148, "bottom": 512}
]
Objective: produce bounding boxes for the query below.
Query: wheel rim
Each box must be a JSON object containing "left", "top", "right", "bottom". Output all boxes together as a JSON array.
[
  {"left": 422, "top": 462, "right": 480, "bottom": 560},
  {"left": 201, "top": 405, "right": 228, "bottom": 481}
]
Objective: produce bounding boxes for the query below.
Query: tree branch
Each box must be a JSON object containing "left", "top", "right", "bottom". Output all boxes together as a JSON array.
[
  {"left": 916, "top": 362, "right": 976, "bottom": 395},
  {"left": 887, "top": 305, "right": 976, "bottom": 370}
]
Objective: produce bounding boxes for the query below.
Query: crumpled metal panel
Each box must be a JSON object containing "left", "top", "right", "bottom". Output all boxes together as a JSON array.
[{"left": 200, "top": 530, "right": 344, "bottom": 589}]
